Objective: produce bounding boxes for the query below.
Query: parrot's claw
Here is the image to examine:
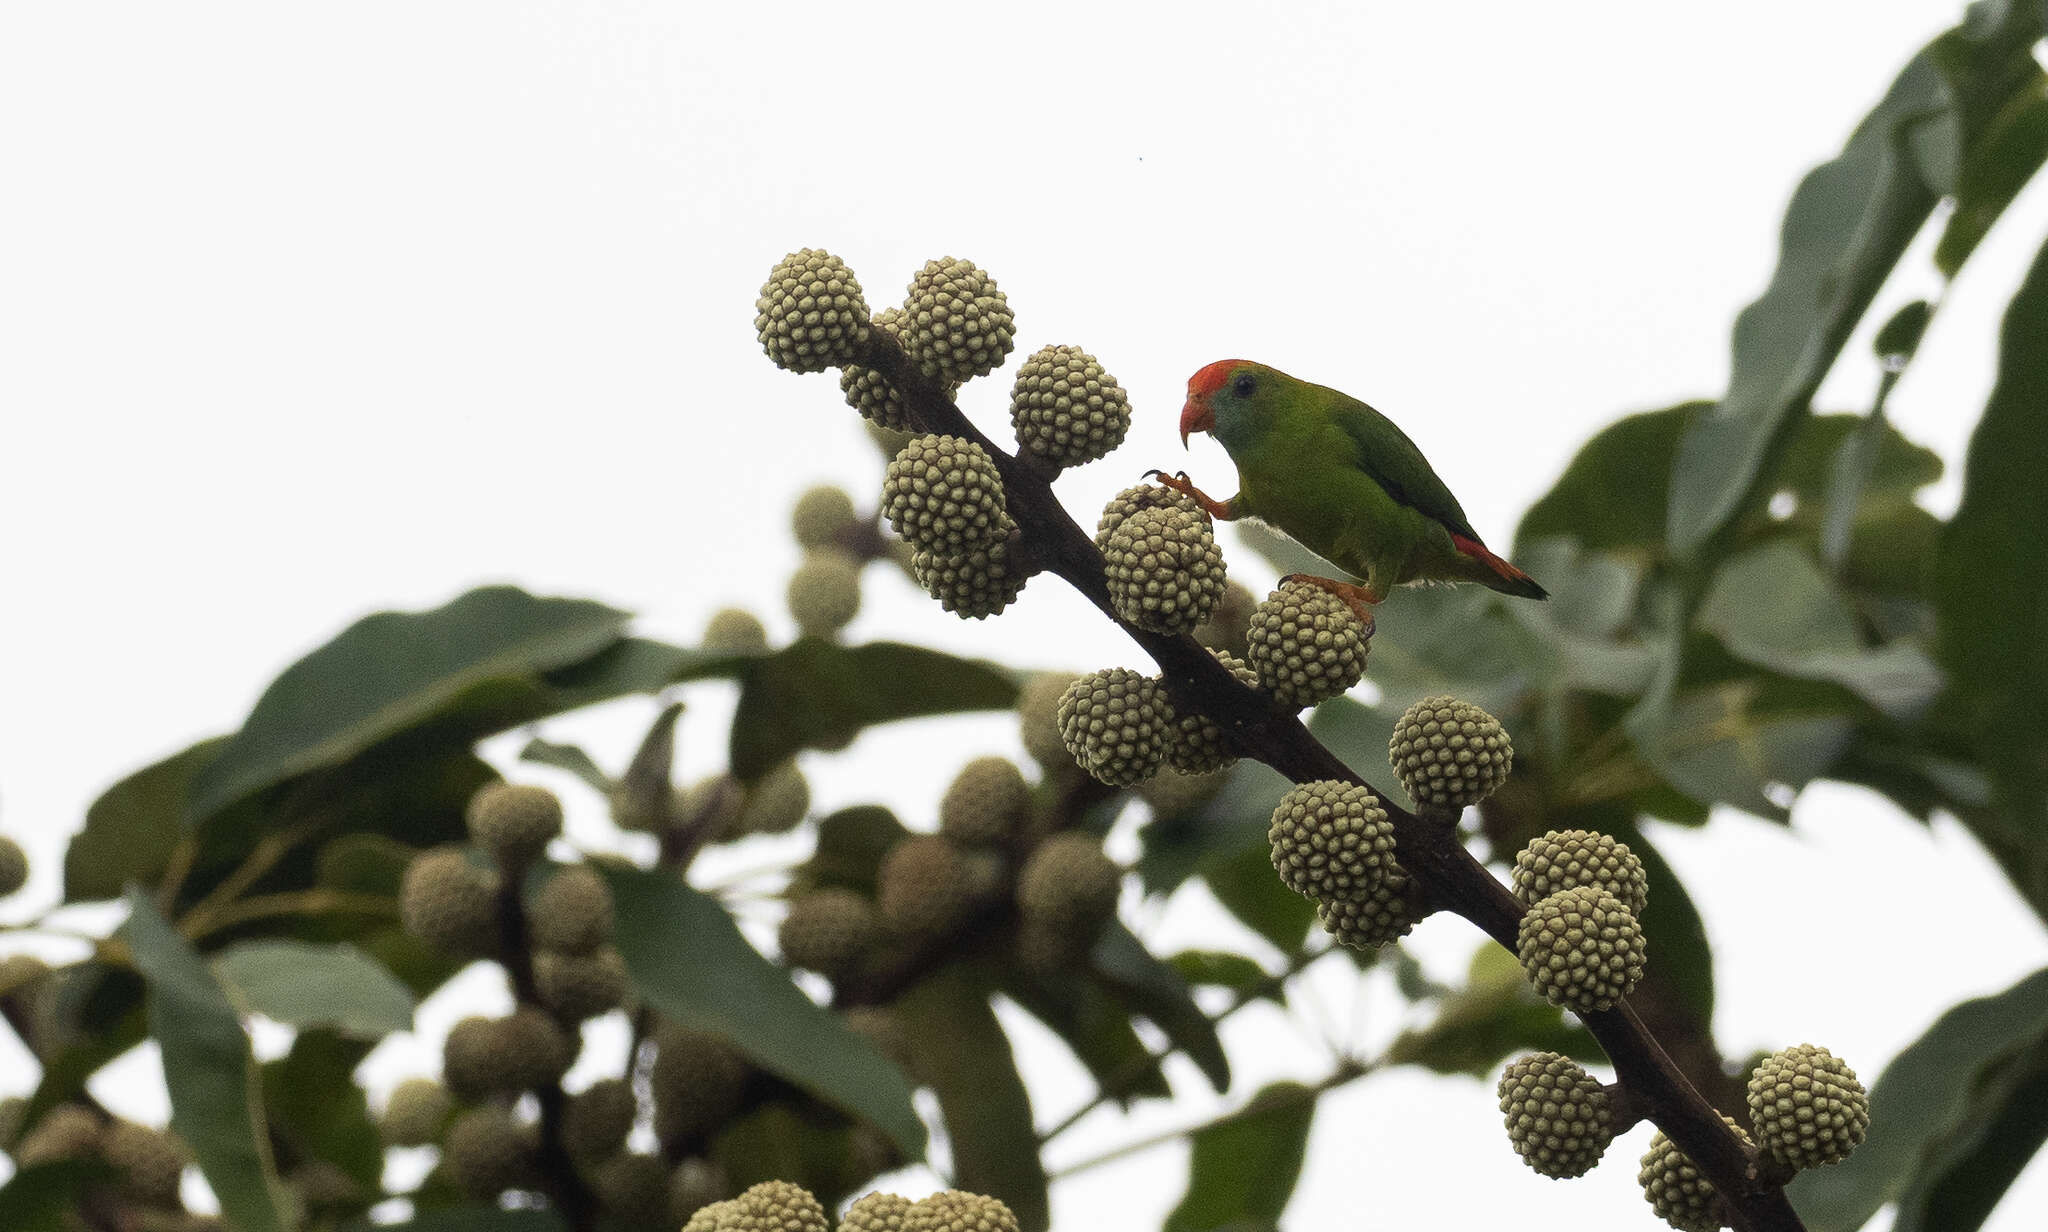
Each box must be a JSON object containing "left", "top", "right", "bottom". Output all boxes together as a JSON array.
[
  {"left": 1146, "top": 470, "right": 1236, "bottom": 521},
  {"left": 1280, "top": 573, "right": 1380, "bottom": 637}
]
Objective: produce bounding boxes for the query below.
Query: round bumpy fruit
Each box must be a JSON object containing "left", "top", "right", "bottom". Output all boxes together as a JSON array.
[
  {"left": 593, "top": 1152, "right": 670, "bottom": 1225},
  {"left": 1194, "top": 580, "right": 1258, "bottom": 660},
  {"left": 882, "top": 434, "right": 1013, "bottom": 556},
  {"left": 1245, "top": 581, "right": 1370, "bottom": 707},
  {"left": 529, "top": 865, "right": 615, "bottom": 955},
  {"left": 501, "top": 1008, "right": 578, "bottom": 1090},
  {"left": 1009, "top": 344, "right": 1130, "bottom": 468},
  {"left": 721, "top": 1179, "right": 831, "bottom": 1232},
  {"left": 1095, "top": 483, "right": 1204, "bottom": 550},
  {"left": 651, "top": 1024, "right": 750, "bottom": 1144},
  {"left": 902, "top": 258, "right": 1015, "bottom": 384},
  {"left": 778, "top": 888, "right": 882, "bottom": 979},
  {"left": 1103, "top": 503, "right": 1227, "bottom": 634},
  {"left": 787, "top": 549, "right": 864, "bottom": 639},
  {"left": 1639, "top": 1115, "right": 1749, "bottom": 1232},
  {"left": 1057, "top": 669, "right": 1171, "bottom": 788},
  {"left": 380, "top": 1077, "right": 452, "bottom": 1148},
  {"left": 939, "top": 756, "right": 1031, "bottom": 846},
  {"left": 1512, "top": 829, "right": 1648, "bottom": 918},
  {"left": 738, "top": 761, "right": 810, "bottom": 835},
  {"left": 1389, "top": 695, "right": 1512, "bottom": 810},
  {"left": 877, "top": 835, "right": 975, "bottom": 937},
  {"left": 903, "top": 1188, "right": 1021, "bottom": 1232},
  {"left": 562, "top": 1077, "right": 636, "bottom": 1162},
  {"left": 1017, "top": 833, "right": 1120, "bottom": 939},
  {"left": 1136, "top": 766, "right": 1230, "bottom": 817},
  {"left": 444, "top": 1106, "right": 538, "bottom": 1200},
  {"left": 1516, "top": 887, "right": 1646, "bottom": 1014},
  {"left": 1496, "top": 1052, "right": 1613, "bottom": 1178},
  {"left": 398, "top": 846, "right": 501, "bottom": 959},
  {"left": 1746, "top": 1044, "right": 1869, "bottom": 1170},
  {"left": 755, "top": 249, "right": 871, "bottom": 373},
  {"left": 535, "top": 947, "right": 630, "bottom": 1021},
  {"left": 1268, "top": 780, "right": 1399, "bottom": 904},
  {"left": 0, "top": 836, "right": 26, "bottom": 897},
  {"left": 101, "top": 1120, "right": 189, "bottom": 1207},
  {"left": 843, "top": 1191, "right": 914, "bottom": 1232},
  {"left": 1316, "top": 870, "right": 1417, "bottom": 951},
  {"left": 791, "top": 484, "right": 860, "bottom": 550},
  {"left": 466, "top": 782, "right": 562, "bottom": 870},
  {"left": 841, "top": 308, "right": 934, "bottom": 432},
  {"left": 1018, "top": 672, "right": 1082, "bottom": 772},
  {"left": 912, "top": 538, "right": 1027, "bottom": 619},
  {"left": 1162, "top": 651, "right": 1258, "bottom": 775},
  {"left": 703, "top": 607, "right": 770, "bottom": 655}
]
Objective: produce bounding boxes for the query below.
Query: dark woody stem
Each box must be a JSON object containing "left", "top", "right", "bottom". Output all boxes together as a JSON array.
[{"left": 856, "top": 332, "right": 1804, "bottom": 1232}]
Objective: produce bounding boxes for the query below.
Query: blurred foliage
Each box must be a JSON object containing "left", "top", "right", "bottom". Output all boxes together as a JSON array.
[{"left": 3, "top": 5, "right": 2047, "bottom": 1230}]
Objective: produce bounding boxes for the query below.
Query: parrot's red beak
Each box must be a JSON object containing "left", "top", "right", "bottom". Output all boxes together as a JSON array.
[{"left": 1179, "top": 396, "right": 1214, "bottom": 449}]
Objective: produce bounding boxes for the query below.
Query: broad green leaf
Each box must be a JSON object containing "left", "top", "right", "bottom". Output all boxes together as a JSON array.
[
  {"left": 997, "top": 962, "right": 1171, "bottom": 1103},
  {"left": 1515, "top": 406, "right": 1700, "bottom": 557},
  {"left": 214, "top": 939, "right": 415, "bottom": 1038},
  {"left": 517, "top": 736, "right": 613, "bottom": 794},
  {"left": 1699, "top": 542, "right": 1942, "bottom": 719},
  {"left": 1790, "top": 966, "right": 2048, "bottom": 1232},
  {"left": 598, "top": 863, "right": 924, "bottom": 1158},
  {"left": 729, "top": 640, "right": 1018, "bottom": 779},
  {"left": 1653, "top": 677, "right": 1856, "bottom": 819},
  {"left": 1611, "top": 819, "right": 1715, "bottom": 1026},
  {"left": 363, "top": 1209, "right": 568, "bottom": 1232},
  {"left": 1092, "top": 923, "right": 1230, "bottom": 1094},
  {"left": 1168, "top": 950, "right": 1278, "bottom": 1001},
  {"left": 1200, "top": 840, "right": 1319, "bottom": 955},
  {"left": 1163, "top": 1081, "right": 1317, "bottom": 1232},
  {"left": 65, "top": 737, "right": 227, "bottom": 902},
  {"left": 124, "top": 891, "right": 290, "bottom": 1232},
  {"left": 895, "top": 965, "right": 1049, "bottom": 1232},
  {"left": 264, "top": 1029, "right": 383, "bottom": 1192},
  {"left": 1933, "top": 233, "right": 2048, "bottom": 915},
  {"left": 0, "top": 1161, "right": 116, "bottom": 1232},
  {"left": 1893, "top": 1054, "right": 2048, "bottom": 1232},
  {"left": 1934, "top": 88, "right": 2048, "bottom": 276},
  {"left": 1384, "top": 945, "right": 1598, "bottom": 1077},
  {"left": 1665, "top": 3, "right": 2043, "bottom": 557},
  {"left": 189, "top": 586, "right": 633, "bottom": 820}
]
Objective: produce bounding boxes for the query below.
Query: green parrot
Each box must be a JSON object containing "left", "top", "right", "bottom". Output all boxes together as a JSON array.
[{"left": 1159, "top": 359, "right": 1546, "bottom": 621}]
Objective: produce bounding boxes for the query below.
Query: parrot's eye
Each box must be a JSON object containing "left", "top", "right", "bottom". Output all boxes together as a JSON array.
[{"left": 1232, "top": 373, "right": 1256, "bottom": 397}]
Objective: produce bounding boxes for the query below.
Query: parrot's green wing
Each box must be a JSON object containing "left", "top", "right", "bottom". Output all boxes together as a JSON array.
[{"left": 1327, "top": 391, "right": 1481, "bottom": 542}]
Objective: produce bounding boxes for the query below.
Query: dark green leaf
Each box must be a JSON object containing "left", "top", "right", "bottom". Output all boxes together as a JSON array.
[
  {"left": 1167, "top": 951, "right": 1276, "bottom": 1001},
  {"left": 1516, "top": 406, "right": 1702, "bottom": 556},
  {"left": 1874, "top": 300, "right": 1934, "bottom": 363},
  {"left": 264, "top": 1029, "right": 383, "bottom": 1191},
  {"left": 1092, "top": 923, "right": 1229, "bottom": 1094},
  {"left": 1894, "top": 1052, "right": 2048, "bottom": 1232},
  {"left": 189, "top": 586, "right": 633, "bottom": 820},
  {"left": 353, "top": 1209, "right": 568, "bottom": 1232},
  {"left": 1609, "top": 819, "right": 1715, "bottom": 1026},
  {"left": 1934, "top": 88, "right": 2048, "bottom": 276},
  {"left": 518, "top": 736, "right": 614, "bottom": 794},
  {"left": 1163, "top": 1081, "right": 1317, "bottom": 1232},
  {"left": 1933, "top": 233, "right": 2048, "bottom": 917},
  {"left": 613, "top": 701, "right": 684, "bottom": 830},
  {"left": 66, "top": 738, "right": 228, "bottom": 902},
  {"left": 1790, "top": 966, "right": 2048, "bottom": 1232},
  {"left": 0, "top": 1160, "right": 116, "bottom": 1232},
  {"left": 1199, "top": 840, "right": 1318, "bottom": 955},
  {"left": 1384, "top": 945, "right": 1598, "bottom": 1077},
  {"left": 993, "top": 963, "right": 1170, "bottom": 1104},
  {"left": 124, "top": 891, "right": 290, "bottom": 1232},
  {"left": 214, "top": 939, "right": 415, "bottom": 1038},
  {"left": 598, "top": 863, "right": 924, "bottom": 1158},
  {"left": 895, "top": 965, "right": 1049, "bottom": 1232},
  {"left": 729, "top": 640, "right": 1018, "bottom": 779},
  {"left": 1652, "top": 676, "right": 1856, "bottom": 819}
]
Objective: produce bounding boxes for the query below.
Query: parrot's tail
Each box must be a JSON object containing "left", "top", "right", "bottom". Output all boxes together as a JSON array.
[{"left": 1452, "top": 535, "right": 1549, "bottom": 601}]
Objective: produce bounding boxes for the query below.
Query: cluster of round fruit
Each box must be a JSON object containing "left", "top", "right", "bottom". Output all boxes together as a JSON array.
[{"left": 684, "top": 1178, "right": 1020, "bottom": 1232}]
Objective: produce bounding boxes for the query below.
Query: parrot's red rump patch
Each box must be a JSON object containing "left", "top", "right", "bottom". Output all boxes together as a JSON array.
[{"left": 1187, "top": 359, "right": 1250, "bottom": 401}]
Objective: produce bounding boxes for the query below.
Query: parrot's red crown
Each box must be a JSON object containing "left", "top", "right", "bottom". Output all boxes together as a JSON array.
[{"left": 1187, "top": 359, "right": 1250, "bottom": 403}]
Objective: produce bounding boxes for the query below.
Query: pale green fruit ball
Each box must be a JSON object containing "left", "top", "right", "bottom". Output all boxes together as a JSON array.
[
  {"left": 1016, "top": 833, "right": 1120, "bottom": 942},
  {"left": 1194, "top": 580, "right": 1258, "bottom": 660},
  {"left": 535, "top": 947, "right": 630, "bottom": 1022},
  {"left": 724, "top": 1179, "right": 831, "bottom": 1232},
  {"left": 841, "top": 308, "right": 927, "bottom": 433},
  {"left": 1512, "top": 829, "right": 1648, "bottom": 918},
  {"left": 1267, "top": 780, "right": 1398, "bottom": 904},
  {"left": 1135, "top": 766, "right": 1231, "bottom": 817},
  {"left": 1009, "top": 344, "right": 1131, "bottom": 468},
  {"left": 738, "top": 760, "right": 810, "bottom": 835},
  {"left": 788, "top": 548, "right": 863, "bottom": 639},
  {"left": 938, "top": 756, "right": 1031, "bottom": 846},
  {"left": 901, "top": 257, "right": 1016, "bottom": 384},
  {"left": 529, "top": 865, "right": 615, "bottom": 956},
  {"left": 877, "top": 835, "right": 975, "bottom": 937},
  {"left": 398, "top": 846, "right": 501, "bottom": 958},
  {"left": 684, "top": 1199, "right": 739, "bottom": 1232},
  {"left": 1017, "top": 672, "right": 1082, "bottom": 772},
  {"left": 562, "top": 1077, "right": 636, "bottom": 1162},
  {"left": 1103, "top": 502, "right": 1227, "bottom": 635},
  {"left": 1746, "top": 1044, "right": 1869, "bottom": 1170},
  {"left": 778, "top": 888, "right": 883, "bottom": 979},
  {"left": 902, "top": 1189, "right": 1021, "bottom": 1232},
  {"left": 668, "top": 1158, "right": 727, "bottom": 1228},
  {"left": 379, "top": 1077, "right": 452, "bottom": 1148},
  {"left": 593, "top": 1151, "right": 671, "bottom": 1225},
  {"left": 755, "top": 249, "right": 872, "bottom": 373},
  {"left": 1057, "top": 668, "right": 1171, "bottom": 788},
  {"left": 1639, "top": 1115, "right": 1749, "bottom": 1232},
  {"left": 703, "top": 607, "right": 770, "bottom": 655},
  {"left": 0, "top": 836, "right": 27, "bottom": 897},
  {"left": 911, "top": 538, "right": 1028, "bottom": 619},
  {"left": 882, "top": 434, "right": 1013, "bottom": 557},
  {"left": 1516, "top": 887, "right": 1646, "bottom": 1014},
  {"left": 465, "top": 782, "right": 563, "bottom": 870},
  {"left": 1094, "top": 482, "right": 1203, "bottom": 549},
  {"left": 1389, "top": 694, "right": 1512, "bottom": 810},
  {"left": 1316, "top": 871, "right": 1417, "bottom": 951},
  {"left": 1245, "top": 581, "right": 1370, "bottom": 707},
  {"left": 842, "top": 1191, "right": 915, "bottom": 1232},
  {"left": 650, "top": 1023, "right": 750, "bottom": 1143},
  {"left": 791, "top": 484, "right": 860, "bottom": 550},
  {"left": 1496, "top": 1052, "right": 1613, "bottom": 1178},
  {"left": 444, "top": 1106, "right": 539, "bottom": 1200}
]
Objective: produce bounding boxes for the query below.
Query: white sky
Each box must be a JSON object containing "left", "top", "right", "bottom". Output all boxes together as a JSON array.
[{"left": 4, "top": 2, "right": 2047, "bottom": 1229}]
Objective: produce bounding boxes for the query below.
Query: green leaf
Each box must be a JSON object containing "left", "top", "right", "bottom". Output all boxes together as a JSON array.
[
  {"left": 189, "top": 586, "right": 633, "bottom": 820},
  {"left": 1933, "top": 233, "right": 2048, "bottom": 917},
  {"left": 894, "top": 965, "right": 1049, "bottom": 1232},
  {"left": 1516, "top": 405, "right": 1702, "bottom": 556},
  {"left": 1790, "top": 966, "right": 2048, "bottom": 1232},
  {"left": 1652, "top": 676, "right": 1856, "bottom": 819},
  {"left": 264, "top": 1029, "right": 383, "bottom": 1191},
  {"left": 1163, "top": 1081, "right": 1317, "bottom": 1232},
  {"left": 1610, "top": 819, "right": 1715, "bottom": 1026},
  {"left": 123, "top": 890, "right": 290, "bottom": 1232},
  {"left": 1199, "top": 840, "right": 1319, "bottom": 955},
  {"left": 597, "top": 863, "right": 924, "bottom": 1158},
  {"left": 1934, "top": 87, "right": 2048, "bottom": 276},
  {"left": 1699, "top": 542, "right": 1942, "bottom": 719},
  {"left": 729, "top": 640, "right": 1019, "bottom": 779},
  {"left": 356, "top": 1209, "right": 568, "bottom": 1232},
  {"left": 66, "top": 737, "right": 228, "bottom": 902},
  {"left": 1384, "top": 945, "right": 1598, "bottom": 1077},
  {"left": 1092, "top": 923, "right": 1229, "bottom": 1094},
  {"left": 1665, "top": 3, "right": 2044, "bottom": 557},
  {"left": 0, "top": 1161, "right": 116, "bottom": 1232},
  {"left": 613, "top": 701, "right": 685, "bottom": 830},
  {"left": 997, "top": 963, "right": 1171, "bottom": 1104},
  {"left": 1167, "top": 951, "right": 1276, "bottom": 1001},
  {"left": 517, "top": 736, "right": 613, "bottom": 794},
  {"left": 1874, "top": 300, "right": 1935, "bottom": 363},
  {"left": 709, "top": 1102, "right": 875, "bottom": 1216},
  {"left": 214, "top": 939, "right": 415, "bottom": 1038}
]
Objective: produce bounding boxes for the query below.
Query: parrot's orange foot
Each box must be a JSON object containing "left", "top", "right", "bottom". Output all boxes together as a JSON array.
[
  {"left": 1143, "top": 469, "right": 1237, "bottom": 521},
  {"left": 1280, "top": 573, "right": 1380, "bottom": 636}
]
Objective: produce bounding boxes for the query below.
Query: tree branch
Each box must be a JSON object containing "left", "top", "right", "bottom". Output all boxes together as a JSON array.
[{"left": 858, "top": 333, "right": 1805, "bottom": 1232}]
